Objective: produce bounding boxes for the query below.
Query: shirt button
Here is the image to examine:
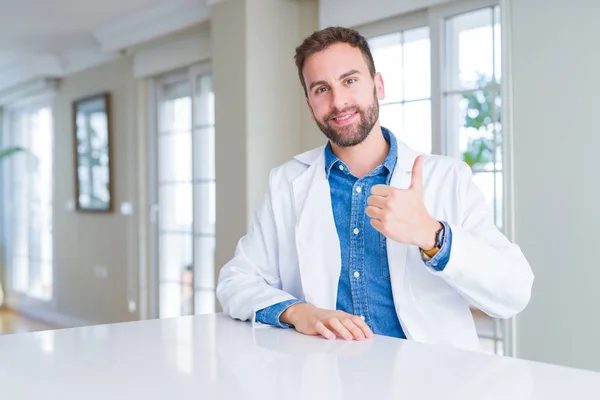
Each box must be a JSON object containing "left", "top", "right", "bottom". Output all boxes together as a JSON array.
[
  {"left": 353, "top": 228, "right": 359, "bottom": 235},
  {"left": 339, "top": 165, "right": 344, "bottom": 171},
  {"left": 356, "top": 186, "right": 362, "bottom": 193},
  {"left": 353, "top": 271, "right": 360, "bottom": 278},
  {"left": 360, "top": 315, "right": 365, "bottom": 321}
]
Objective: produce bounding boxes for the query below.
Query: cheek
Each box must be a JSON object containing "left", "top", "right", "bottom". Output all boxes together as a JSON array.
[{"left": 309, "top": 99, "right": 330, "bottom": 120}]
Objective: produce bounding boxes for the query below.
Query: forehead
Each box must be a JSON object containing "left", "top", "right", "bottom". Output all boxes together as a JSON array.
[{"left": 302, "top": 42, "right": 371, "bottom": 83}]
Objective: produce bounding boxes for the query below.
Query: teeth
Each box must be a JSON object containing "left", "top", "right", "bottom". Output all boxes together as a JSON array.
[{"left": 335, "top": 114, "right": 352, "bottom": 121}]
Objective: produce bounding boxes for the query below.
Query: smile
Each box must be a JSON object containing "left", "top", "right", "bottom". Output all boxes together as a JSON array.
[{"left": 331, "top": 112, "right": 357, "bottom": 125}]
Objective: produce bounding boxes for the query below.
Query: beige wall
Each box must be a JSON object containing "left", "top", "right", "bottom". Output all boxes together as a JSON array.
[
  {"left": 511, "top": 0, "right": 600, "bottom": 372},
  {"left": 212, "top": 0, "right": 320, "bottom": 303},
  {"left": 299, "top": 0, "right": 324, "bottom": 152},
  {"left": 53, "top": 56, "right": 139, "bottom": 324}
]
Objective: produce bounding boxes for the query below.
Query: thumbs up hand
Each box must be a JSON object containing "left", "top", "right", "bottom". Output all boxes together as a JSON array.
[{"left": 366, "top": 156, "right": 442, "bottom": 250}]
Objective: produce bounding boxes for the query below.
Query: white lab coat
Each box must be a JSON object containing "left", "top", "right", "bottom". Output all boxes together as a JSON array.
[{"left": 217, "top": 139, "right": 534, "bottom": 351}]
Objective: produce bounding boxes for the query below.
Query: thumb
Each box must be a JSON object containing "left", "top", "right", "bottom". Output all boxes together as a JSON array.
[{"left": 409, "top": 155, "right": 424, "bottom": 194}]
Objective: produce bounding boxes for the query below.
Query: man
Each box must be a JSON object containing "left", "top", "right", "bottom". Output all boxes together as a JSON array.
[{"left": 217, "top": 27, "right": 534, "bottom": 351}]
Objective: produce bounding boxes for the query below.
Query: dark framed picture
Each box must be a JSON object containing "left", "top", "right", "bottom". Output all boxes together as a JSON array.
[{"left": 73, "top": 92, "right": 113, "bottom": 212}]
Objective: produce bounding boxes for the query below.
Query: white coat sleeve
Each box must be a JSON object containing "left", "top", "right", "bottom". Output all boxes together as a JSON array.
[
  {"left": 216, "top": 170, "right": 297, "bottom": 323},
  {"left": 434, "top": 162, "right": 534, "bottom": 319}
]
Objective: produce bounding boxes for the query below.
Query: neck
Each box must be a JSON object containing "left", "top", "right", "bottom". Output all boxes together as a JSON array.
[{"left": 330, "top": 123, "right": 389, "bottom": 178}]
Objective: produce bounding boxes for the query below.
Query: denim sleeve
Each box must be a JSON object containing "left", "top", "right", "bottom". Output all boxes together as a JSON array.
[
  {"left": 422, "top": 220, "right": 452, "bottom": 271},
  {"left": 255, "top": 299, "right": 304, "bottom": 328}
]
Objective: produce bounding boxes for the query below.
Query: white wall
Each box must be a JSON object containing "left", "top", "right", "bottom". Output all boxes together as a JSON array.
[
  {"left": 510, "top": 0, "right": 600, "bottom": 372},
  {"left": 319, "top": 0, "right": 453, "bottom": 29}
]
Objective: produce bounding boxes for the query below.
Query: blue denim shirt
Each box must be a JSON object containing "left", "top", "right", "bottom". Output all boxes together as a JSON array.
[{"left": 256, "top": 128, "right": 452, "bottom": 338}]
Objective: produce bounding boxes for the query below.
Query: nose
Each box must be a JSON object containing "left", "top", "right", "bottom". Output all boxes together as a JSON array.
[{"left": 330, "top": 87, "right": 349, "bottom": 112}]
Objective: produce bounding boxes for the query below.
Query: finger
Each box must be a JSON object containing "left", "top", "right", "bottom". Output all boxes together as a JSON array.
[
  {"left": 314, "top": 320, "right": 336, "bottom": 340},
  {"left": 370, "top": 218, "right": 385, "bottom": 234},
  {"left": 370, "top": 184, "right": 392, "bottom": 197},
  {"left": 367, "top": 195, "right": 387, "bottom": 209},
  {"left": 341, "top": 318, "right": 365, "bottom": 341},
  {"left": 350, "top": 315, "right": 374, "bottom": 339},
  {"left": 409, "top": 156, "right": 424, "bottom": 194},
  {"left": 365, "top": 205, "right": 383, "bottom": 220},
  {"left": 329, "top": 318, "right": 353, "bottom": 341}
]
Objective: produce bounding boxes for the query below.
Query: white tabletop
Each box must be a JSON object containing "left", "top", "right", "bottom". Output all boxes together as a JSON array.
[{"left": 1, "top": 313, "right": 599, "bottom": 399}]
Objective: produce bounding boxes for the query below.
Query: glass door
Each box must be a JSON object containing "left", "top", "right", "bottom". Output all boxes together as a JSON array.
[{"left": 152, "top": 63, "right": 215, "bottom": 318}]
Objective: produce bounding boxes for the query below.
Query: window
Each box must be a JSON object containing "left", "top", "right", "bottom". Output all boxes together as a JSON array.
[
  {"left": 2, "top": 105, "right": 54, "bottom": 301},
  {"left": 151, "top": 63, "right": 215, "bottom": 318},
  {"left": 444, "top": 6, "right": 503, "bottom": 230},
  {"left": 364, "top": 1, "right": 505, "bottom": 355},
  {"left": 444, "top": 4, "right": 503, "bottom": 355},
  {"left": 369, "top": 26, "right": 432, "bottom": 154}
]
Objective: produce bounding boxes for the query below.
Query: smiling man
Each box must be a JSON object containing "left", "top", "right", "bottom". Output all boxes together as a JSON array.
[{"left": 217, "top": 27, "right": 534, "bottom": 351}]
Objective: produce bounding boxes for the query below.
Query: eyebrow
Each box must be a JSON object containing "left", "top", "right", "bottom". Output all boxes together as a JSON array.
[{"left": 308, "top": 69, "right": 361, "bottom": 91}]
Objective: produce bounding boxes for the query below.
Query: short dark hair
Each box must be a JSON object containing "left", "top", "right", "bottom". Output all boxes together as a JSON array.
[{"left": 294, "top": 26, "right": 376, "bottom": 97}]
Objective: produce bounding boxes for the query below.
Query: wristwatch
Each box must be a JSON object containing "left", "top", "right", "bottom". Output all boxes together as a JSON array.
[{"left": 421, "top": 223, "right": 445, "bottom": 260}]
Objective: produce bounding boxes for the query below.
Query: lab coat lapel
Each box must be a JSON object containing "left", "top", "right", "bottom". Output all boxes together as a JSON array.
[{"left": 293, "top": 149, "right": 341, "bottom": 310}]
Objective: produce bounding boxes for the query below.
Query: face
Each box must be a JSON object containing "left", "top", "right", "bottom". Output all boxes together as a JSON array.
[{"left": 302, "top": 42, "right": 385, "bottom": 147}]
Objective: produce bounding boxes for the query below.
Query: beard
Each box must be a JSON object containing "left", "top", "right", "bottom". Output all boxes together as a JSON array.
[{"left": 314, "top": 92, "right": 379, "bottom": 148}]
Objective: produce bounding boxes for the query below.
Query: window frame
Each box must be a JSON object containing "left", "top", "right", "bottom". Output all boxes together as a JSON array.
[{"left": 148, "top": 61, "right": 215, "bottom": 320}]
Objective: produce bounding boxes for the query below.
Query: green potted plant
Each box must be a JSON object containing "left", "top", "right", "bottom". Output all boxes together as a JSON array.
[
  {"left": 461, "top": 75, "right": 500, "bottom": 170},
  {"left": 0, "top": 147, "right": 25, "bottom": 161}
]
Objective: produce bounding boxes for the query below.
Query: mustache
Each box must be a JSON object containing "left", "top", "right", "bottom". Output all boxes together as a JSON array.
[{"left": 326, "top": 107, "right": 360, "bottom": 121}]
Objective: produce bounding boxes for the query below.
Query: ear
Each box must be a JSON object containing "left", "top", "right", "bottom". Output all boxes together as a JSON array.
[
  {"left": 375, "top": 72, "right": 385, "bottom": 101},
  {"left": 305, "top": 98, "right": 316, "bottom": 121}
]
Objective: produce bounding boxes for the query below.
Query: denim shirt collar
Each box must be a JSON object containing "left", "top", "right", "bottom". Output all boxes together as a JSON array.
[{"left": 324, "top": 126, "right": 398, "bottom": 181}]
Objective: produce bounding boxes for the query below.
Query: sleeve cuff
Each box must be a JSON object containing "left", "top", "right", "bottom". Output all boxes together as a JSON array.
[
  {"left": 422, "top": 220, "right": 453, "bottom": 271},
  {"left": 255, "top": 299, "right": 304, "bottom": 328}
]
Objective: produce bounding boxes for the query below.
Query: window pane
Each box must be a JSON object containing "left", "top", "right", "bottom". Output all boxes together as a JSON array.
[
  {"left": 195, "top": 289, "right": 215, "bottom": 315},
  {"left": 446, "top": 8, "right": 494, "bottom": 91},
  {"left": 11, "top": 257, "right": 29, "bottom": 293},
  {"left": 447, "top": 91, "right": 497, "bottom": 168},
  {"left": 194, "top": 75, "right": 214, "bottom": 127},
  {"left": 379, "top": 103, "right": 404, "bottom": 137},
  {"left": 160, "top": 282, "right": 183, "bottom": 318},
  {"left": 403, "top": 100, "right": 432, "bottom": 154},
  {"left": 495, "top": 172, "right": 504, "bottom": 230},
  {"left": 39, "top": 207, "right": 53, "bottom": 262},
  {"left": 194, "top": 182, "right": 216, "bottom": 235},
  {"left": 403, "top": 27, "right": 431, "bottom": 100},
  {"left": 194, "top": 236, "right": 215, "bottom": 290},
  {"left": 472, "top": 172, "right": 496, "bottom": 215},
  {"left": 369, "top": 32, "right": 403, "bottom": 104},
  {"left": 28, "top": 261, "right": 43, "bottom": 299},
  {"left": 159, "top": 234, "right": 193, "bottom": 282},
  {"left": 40, "top": 262, "right": 53, "bottom": 301},
  {"left": 193, "top": 127, "right": 215, "bottom": 180},
  {"left": 494, "top": 6, "right": 501, "bottom": 83},
  {"left": 158, "top": 132, "right": 192, "bottom": 182},
  {"left": 13, "top": 219, "right": 29, "bottom": 257},
  {"left": 181, "top": 284, "right": 194, "bottom": 316},
  {"left": 160, "top": 81, "right": 191, "bottom": 133},
  {"left": 159, "top": 183, "right": 193, "bottom": 232}
]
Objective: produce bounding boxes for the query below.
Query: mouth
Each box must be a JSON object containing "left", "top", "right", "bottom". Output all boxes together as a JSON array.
[{"left": 330, "top": 111, "right": 358, "bottom": 126}]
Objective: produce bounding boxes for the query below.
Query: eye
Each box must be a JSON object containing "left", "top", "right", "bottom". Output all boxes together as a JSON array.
[
  {"left": 315, "top": 86, "right": 329, "bottom": 95},
  {"left": 345, "top": 78, "right": 357, "bottom": 85}
]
